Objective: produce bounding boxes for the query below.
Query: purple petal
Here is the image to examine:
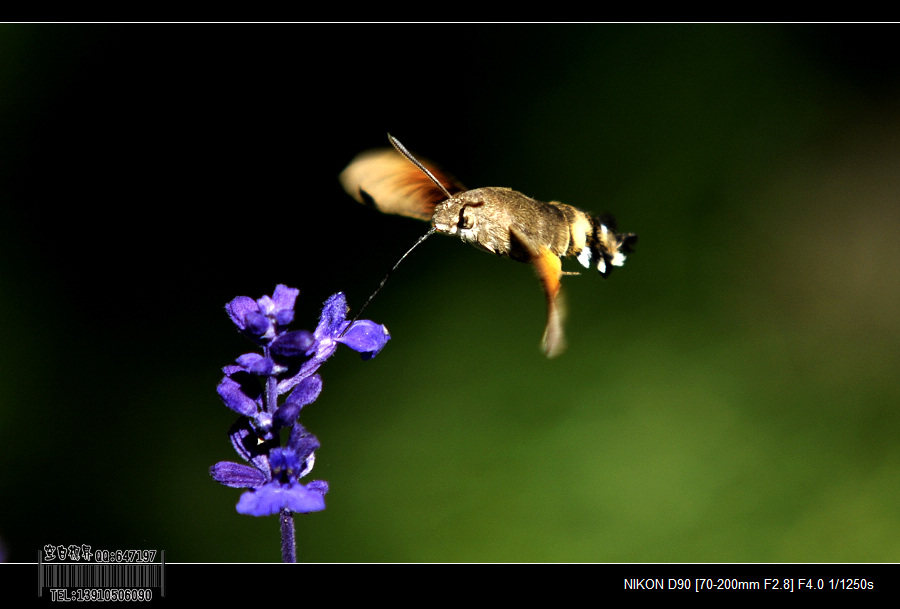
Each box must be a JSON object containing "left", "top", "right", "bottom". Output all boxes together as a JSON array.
[
  {"left": 275, "top": 357, "right": 324, "bottom": 396},
  {"left": 286, "top": 374, "right": 322, "bottom": 408},
  {"left": 243, "top": 311, "right": 272, "bottom": 338},
  {"left": 315, "top": 293, "right": 348, "bottom": 340},
  {"left": 228, "top": 419, "right": 271, "bottom": 476},
  {"left": 268, "top": 444, "right": 317, "bottom": 480},
  {"left": 287, "top": 424, "right": 320, "bottom": 459},
  {"left": 235, "top": 481, "right": 327, "bottom": 516},
  {"left": 270, "top": 285, "right": 300, "bottom": 325},
  {"left": 308, "top": 340, "right": 338, "bottom": 368},
  {"left": 273, "top": 401, "right": 302, "bottom": 428},
  {"left": 271, "top": 330, "right": 315, "bottom": 358},
  {"left": 217, "top": 374, "right": 259, "bottom": 417},
  {"left": 306, "top": 480, "right": 329, "bottom": 495},
  {"left": 235, "top": 353, "right": 264, "bottom": 367},
  {"left": 336, "top": 320, "right": 391, "bottom": 359},
  {"left": 210, "top": 461, "right": 268, "bottom": 489},
  {"left": 267, "top": 447, "right": 290, "bottom": 471},
  {"left": 236, "top": 353, "right": 274, "bottom": 375},
  {"left": 224, "top": 296, "right": 258, "bottom": 330}
]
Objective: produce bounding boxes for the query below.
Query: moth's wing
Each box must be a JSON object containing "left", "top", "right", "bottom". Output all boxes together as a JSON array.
[
  {"left": 510, "top": 227, "right": 567, "bottom": 358},
  {"left": 534, "top": 250, "right": 567, "bottom": 358},
  {"left": 339, "top": 148, "right": 466, "bottom": 221}
]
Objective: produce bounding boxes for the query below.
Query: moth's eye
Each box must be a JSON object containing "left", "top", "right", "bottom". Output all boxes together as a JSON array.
[{"left": 458, "top": 205, "right": 475, "bottom": 230}]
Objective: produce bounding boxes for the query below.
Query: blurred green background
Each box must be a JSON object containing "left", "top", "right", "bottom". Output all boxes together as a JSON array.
[{"left": 1, "top": 24, "right": 898, "bottom": 563}]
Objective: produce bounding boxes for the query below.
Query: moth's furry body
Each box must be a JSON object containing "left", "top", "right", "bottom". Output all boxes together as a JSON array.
[
  {"left": 431, "top": 187, "right": 631, "bottom": 276},
  {"left": 339, "top": 136, "right": 637, "bottom": 357}
]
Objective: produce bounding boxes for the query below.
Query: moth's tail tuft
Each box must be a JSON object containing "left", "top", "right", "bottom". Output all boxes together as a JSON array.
[{"left": 577, "top": 214, "right": 637, "bottom": 277}]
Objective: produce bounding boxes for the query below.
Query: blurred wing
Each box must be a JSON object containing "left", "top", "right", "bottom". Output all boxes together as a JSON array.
[
  {"left": 510, "top": 227, "right": 567, "bottom": 358},
  {"left": 339, "top": 148, "right": 466, "bottom": 221}
]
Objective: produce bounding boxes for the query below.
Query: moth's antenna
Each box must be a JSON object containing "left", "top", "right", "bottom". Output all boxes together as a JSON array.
[
  {"left": 388, "top": 133, "right": 454, "bottom": 200},
  {"left": 343, "top": 227, "right": 437, "bottom": 332}
]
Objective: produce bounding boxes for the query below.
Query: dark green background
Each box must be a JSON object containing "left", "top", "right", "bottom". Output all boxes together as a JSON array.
[{"left": 1, "top": 24, "right": 898, "bottom": 562}]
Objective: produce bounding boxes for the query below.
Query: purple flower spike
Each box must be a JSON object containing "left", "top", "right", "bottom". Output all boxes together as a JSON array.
[{"left": 211, "top": 285, "right": 390, "bottom": 560}]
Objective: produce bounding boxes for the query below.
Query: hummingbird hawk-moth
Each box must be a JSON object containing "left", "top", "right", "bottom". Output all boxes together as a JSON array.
[{"left": 339, "top": 135, "right": 637, "bottom": 358}]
